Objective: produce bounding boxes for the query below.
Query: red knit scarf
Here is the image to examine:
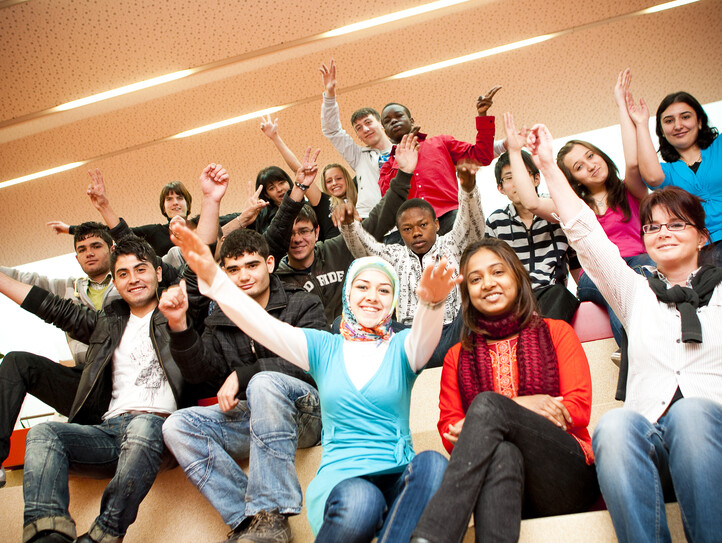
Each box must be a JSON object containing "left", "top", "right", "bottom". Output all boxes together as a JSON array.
[{"left": 458, "top": 313, "right": 560, "bottom": 412}]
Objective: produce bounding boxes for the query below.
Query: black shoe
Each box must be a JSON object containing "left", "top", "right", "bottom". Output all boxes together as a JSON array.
[
  {"left": 235, "top": 510, "right": 292, "bottom": 543},
  {"left": 30, "top": 531, "right": 74, "bottom": 543},
  {"left": 74, "top": 534, "right": 98, "bottom": 543}
]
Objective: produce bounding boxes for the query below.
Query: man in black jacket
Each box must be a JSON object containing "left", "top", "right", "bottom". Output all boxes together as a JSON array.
[
  {"left": 2, "top": 236, "right": 188, "bottom": 543},
  {"left": 159, "top": 227, "right": 327, "bottom": 543}
]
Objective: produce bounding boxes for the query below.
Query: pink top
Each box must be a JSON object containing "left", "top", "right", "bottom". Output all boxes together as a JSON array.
[{"left": 596, "top": 189, "right": 646, "bottom": 258}]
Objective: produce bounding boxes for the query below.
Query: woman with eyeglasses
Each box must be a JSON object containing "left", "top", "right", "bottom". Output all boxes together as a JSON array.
[
  {"left": 624, "top": 78, "right": 721, "bottom": 264},
  {"left": 526, "top": 123, "right": 722, "bottom": 543}
]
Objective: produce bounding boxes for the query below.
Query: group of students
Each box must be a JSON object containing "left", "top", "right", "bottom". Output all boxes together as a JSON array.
[{"left": 0, "top": 61, "right": 720, "bottom": 543}]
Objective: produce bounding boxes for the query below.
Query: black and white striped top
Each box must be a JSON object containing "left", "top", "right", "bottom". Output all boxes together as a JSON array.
[{"left": 485, "top": 203, "right": 580, "bottom": 289}]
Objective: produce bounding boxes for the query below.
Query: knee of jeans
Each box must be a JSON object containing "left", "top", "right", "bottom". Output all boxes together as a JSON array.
[
  {"left": 162, "top": 412, "right": 192, "bottom": 447},
  {"left": 410, "top": 451, "right": 448, "bottom": 490},
  {"left": 325, "top": 478, "right": 386, "bottom": 528},
  {"left": 492, "top": 441, "right": 523, "bottom": 473},
  {"left": 247, "top": 372, "right": 286, "bottom": 405},
  {"left": 592, "top": 409, "right": 649, "bottom": 459},
  {"left": 467, "top": 391, "right": 506, "bottom": 422}
]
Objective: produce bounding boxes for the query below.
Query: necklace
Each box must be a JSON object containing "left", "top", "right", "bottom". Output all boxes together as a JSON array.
[
  {"left": 683, "top": 153, "right": 702, "bottom": 167},
  {"left": 593, "top": 194, "right": 607, "bottom": 210}
]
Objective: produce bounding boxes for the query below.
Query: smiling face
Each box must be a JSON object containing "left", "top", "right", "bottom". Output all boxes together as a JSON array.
[
  {"left": 223, "top": 251, "right": 274, "bottom": 305},
  {"left": 353, "top": 114, "right": 386, "bottom": 149},
  {"left": 348, "top": 269, "right": 395, "bottom": 328},
  {"left": 464, "top": 248, "right": 519, "bottom": 319},
  {"left": 381, "top": 104, "right": 413, "bottom": 143},
  {"left": 113, "top": 254, "right": 162, "bottom": 316},
  {"left": 660, "top": 101, "right": 702, "bottom": 153},
  {"left": 562, "top": 144, "right": 609, "bottom": 190},
  {"left": 75, "top": 235, "right": 111, "bottom": 281},
  {"left": 324, "top": 167, "right": 347, "bottom": 199},
  {"left": 287, "top": 219, "right": 319, "bottom": 269},
  {"left": 163, "top": 191, "right": 189, "bottom": 219},
  {"left": 398, "top": 207, "right": 439, "bottom": 256},
  {"left": 643, "top": 205, "right": 707, "bottom": 274}
]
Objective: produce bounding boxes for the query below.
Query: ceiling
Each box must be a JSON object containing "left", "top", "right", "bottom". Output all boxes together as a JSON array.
[{"left": 1, "top": 0, "right": 721, "bottom": 265}]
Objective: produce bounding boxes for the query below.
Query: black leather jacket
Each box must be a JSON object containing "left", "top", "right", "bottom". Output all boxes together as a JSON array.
[{"left": 21, "top": 286, "right": 186, "bottom": 425}]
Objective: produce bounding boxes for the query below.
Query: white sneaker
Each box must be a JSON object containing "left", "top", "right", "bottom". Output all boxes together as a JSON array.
[{"left": 0, "top": 466, "right": 6, "bottom": 488}]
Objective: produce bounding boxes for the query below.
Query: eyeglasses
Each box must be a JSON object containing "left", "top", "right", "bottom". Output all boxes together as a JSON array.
[
  {"left": 642, "top": 221, "right": 690, "bottom": 234},
  {"left": 292, "top": 227, "right": 315, "bottom": 237}
]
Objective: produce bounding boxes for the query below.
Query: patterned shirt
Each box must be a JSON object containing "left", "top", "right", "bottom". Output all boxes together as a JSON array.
[{"left": 340, "top": 185, "right": 485, "bottom": 325}]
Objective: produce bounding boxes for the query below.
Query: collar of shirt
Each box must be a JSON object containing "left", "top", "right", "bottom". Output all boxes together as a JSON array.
[{"left": 655, "top": 267, "right": 701, "bottom": 288}]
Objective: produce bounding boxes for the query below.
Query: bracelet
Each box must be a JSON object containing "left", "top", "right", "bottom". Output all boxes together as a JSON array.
[
  {"left": 419, "top": 300, "right": 445, "bottom": 310},
  {"left": 294, "top": 181, "right": 309, "bottom": 191}
]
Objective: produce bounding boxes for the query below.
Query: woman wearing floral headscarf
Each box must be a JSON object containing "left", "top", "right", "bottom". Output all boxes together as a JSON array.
[{"left": 168, "top": 217, "right": 460, "bottom": 543}]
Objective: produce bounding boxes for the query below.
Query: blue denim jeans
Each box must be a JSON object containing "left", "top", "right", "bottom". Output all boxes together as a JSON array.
[
  {"left": 315, "top": 450, "right": 448, "bottom": 543},
  {"left": 593, "top": 399, "right": 722, "bottom": 543},
  {"left": 162, "top": 372, "right": 321, "bottom": 530},
  {"left": 577, "top": 253, "right": 654, "bottom": 346},
  {"left": 22, "top": 413, "right": 167, "bottom": 543}
]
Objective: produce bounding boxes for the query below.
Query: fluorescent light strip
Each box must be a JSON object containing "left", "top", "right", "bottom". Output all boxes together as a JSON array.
[
  {"left": 0, "top": 162, "right": 85, "bottom": 189},
  {"left": 642, "top": 0, "right": 700, "bottom": 14},
  {"left": 52, "top": 69, "right": 195, "bottom": 112},
  {"left": 171, "top": 106, "right": 287, "bottom": 139},
  {"left": 321, "top": 0, "right": 469, "bottom": 38},
  {"left": 392, "top": 33, "right": 560, "bottom": 79},
  {"left": 0, "top": 0, "right": 704, "bottom": 188}
]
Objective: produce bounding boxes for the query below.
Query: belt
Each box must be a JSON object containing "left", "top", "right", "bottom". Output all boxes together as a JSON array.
[{"left": 125, "top": 410, "right": 171, "bottom": 419}]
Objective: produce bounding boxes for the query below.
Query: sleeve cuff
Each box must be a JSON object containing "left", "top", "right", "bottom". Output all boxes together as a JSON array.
[
  {"left": 169, "top": 324, "right": 198, "bottom": 350},
  {"left": 20, "top": 285, "right": 50, "bottom": 313}
]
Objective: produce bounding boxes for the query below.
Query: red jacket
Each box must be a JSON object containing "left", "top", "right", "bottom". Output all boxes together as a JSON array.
[{"left": 378, "top": 116, "right": 495, "bottom": 218}]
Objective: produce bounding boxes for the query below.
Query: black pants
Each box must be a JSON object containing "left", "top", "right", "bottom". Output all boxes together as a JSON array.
[
  {"left": 534, "top": 283, "right": 579, "bottom": 324},
  {"left": 412, "top": 392, "right": 599, "bottom": 543},
  {"left": 0, "top": 351, "right": 82, "bottom": 463}
]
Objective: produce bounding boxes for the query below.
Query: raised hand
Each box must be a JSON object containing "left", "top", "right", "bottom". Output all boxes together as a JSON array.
[
  {"left": 416, "top": 256, "right": 462, "bottom": 306},
  {"left": 158, "top": 279, "right": 189, "bottom": 332},
  {"left": 476, "top": 85, "right": 502, "bottom": 116},
  {"left": 169, "top": 221, "right": 218, "bottom": 286},
  {"left": 626, "top": 90, "right": 650, "bottom": 127},
  {"left": 526, "top": 124, "right": 555, "bottom": 170},
  {"left": 295, "top": 147, "right": 321, "bottom": 188},
  {"left": 238, "top": 184, "right": 269, "bottom": 226},
  {"left": 260, "top": 114, "right": 279, "bottom": 139},
  {"left": 217, "top": 371, "right": 240, "bottom": 412},
  {"left": 443, "top": 418, "right": 465, "bottom": 445},
  {"left": 332, "top": 200, "right": 360, "bottom": 227},
  {"left": 614, "top": 68, "right": 632, "bottom": 108},
  {"left": 513, "top": 394, "right": 571, "bottom": 430},
  {"left": 46, "top": 220, "right": 70, "bottom": 235},
  {"left": 319, "top": 59, "right": 337, "bottom": 98},
  {"left": 87, "top": 169, "right": 110, "bottom": 210},
  {"left": 456, "top": 159, "right": 482, "bottom": 192},
  {"left": 394, "top": 131, "right": 420, "bottom": 174},
  {"left": 503, "top": 112, "right": 525, "bottom": 152},
  {"left": 199, "top": 163, "right": 229, "bottom": 203}
]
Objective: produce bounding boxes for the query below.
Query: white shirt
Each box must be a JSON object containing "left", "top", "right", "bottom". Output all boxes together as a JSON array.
[
  {"left": 104, "top": 312, "right": 176, "bottom": 420},
  {"left": 562, "top": 204, "right": 722, "bottom": 422}
]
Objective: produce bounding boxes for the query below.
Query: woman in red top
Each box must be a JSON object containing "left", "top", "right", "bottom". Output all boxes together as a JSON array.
[{"left": 411, "top": 238, "right": 599, "bottom": 543}]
